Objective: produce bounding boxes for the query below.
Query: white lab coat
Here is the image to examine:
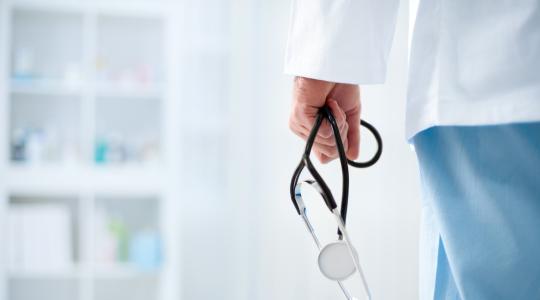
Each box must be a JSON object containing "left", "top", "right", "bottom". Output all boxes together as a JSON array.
[{"left": 284, "top": 0, "right": 540, "bottom": 139}]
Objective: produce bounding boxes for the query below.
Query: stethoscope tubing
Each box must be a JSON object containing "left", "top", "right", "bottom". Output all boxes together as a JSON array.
[
  {"left": 289, "top": 105, "right": 382, "bottom": 300},
  {"left": 290, "top": 106, "right": 383, "bottom": 226}
]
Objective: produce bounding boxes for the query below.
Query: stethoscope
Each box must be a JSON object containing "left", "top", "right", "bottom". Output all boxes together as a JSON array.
[{"left": 290, "top": 105, "right": 382, "bottom": 300}]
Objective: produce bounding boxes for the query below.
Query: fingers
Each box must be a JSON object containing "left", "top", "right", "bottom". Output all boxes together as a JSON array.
[
  {"left": 327, "top": 84, "right": 361, "bottom": 160},
  {"left": 314, "top": 150, "right": 331, "bottom": 164},
  {"left": 327, "top": 99, "right": 348, "bottom": 144},
  {"left": 289, "top": 120, "right": 346, "bottom": 158},
  {"left": 289, "top": 99, "right": 350, "bottom": 162},
  {"left": 289, "top": 110, "right": 348, "bottom": 147},
  {"left": 345, "top": 105, "right": 361, "bottom": 160},
  {"left": 289, "top": 78, "right": 361, "bottom": 164},
  {"left": 317, "top": 99, "right": 349, "bottom": 161}
]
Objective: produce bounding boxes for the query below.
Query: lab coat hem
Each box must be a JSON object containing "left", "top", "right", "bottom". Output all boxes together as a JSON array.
[{"left": 406, "top": 96, "right": 540, "bottom": 140}]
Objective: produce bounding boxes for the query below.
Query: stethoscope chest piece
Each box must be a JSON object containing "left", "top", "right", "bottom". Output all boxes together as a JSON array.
[{"left": 318, "top": 241, "right": 359, "bottom": 281}]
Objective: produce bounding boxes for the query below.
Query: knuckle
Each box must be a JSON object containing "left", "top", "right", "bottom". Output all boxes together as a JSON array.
[
  {"left": 319, "top": 126, "right": 333, "bottom": 138},
  {"left": 295, "top": 103, "right": 313, "bottom": 124},
  {"left": 327, "top": 148, "right": 338, "bottom": 157},
  {"left": 317, "top": 135, "right": 335, "bottom": 145}
]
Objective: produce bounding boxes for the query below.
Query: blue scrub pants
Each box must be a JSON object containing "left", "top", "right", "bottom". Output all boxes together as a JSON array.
[{"left": 413, "top": 122, "right": 540, "bottom": 300}]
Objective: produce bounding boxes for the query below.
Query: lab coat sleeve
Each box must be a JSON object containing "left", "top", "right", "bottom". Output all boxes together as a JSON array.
[{"left": 284, "top": 0, "right": 400, "bottom": 84}]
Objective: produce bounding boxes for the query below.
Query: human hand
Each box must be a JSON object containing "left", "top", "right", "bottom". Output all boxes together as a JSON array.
[{"left": 289, "top": 77, "right": 361, "bottom": 163}]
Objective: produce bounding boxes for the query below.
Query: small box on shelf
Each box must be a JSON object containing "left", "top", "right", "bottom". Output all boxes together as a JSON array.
[
  {"left": 96, "top": 15, "right": 163, "bottom": 91},
  {"left": 9, "top": 94, "right": 81, "bottom": 166},
  {"left": 94, "top": 197, "right": 162, "bottom": 272},
  {"left": 7, "top": 196, "right": 79, "bottom": 274},
  {"left": 94, "top": 97, "right": 161, "bottom": 166}
]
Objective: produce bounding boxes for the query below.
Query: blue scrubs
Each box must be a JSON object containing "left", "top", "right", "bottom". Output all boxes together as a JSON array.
[{"left": 413, "top": 123, "right": 540, "bottom": 300}]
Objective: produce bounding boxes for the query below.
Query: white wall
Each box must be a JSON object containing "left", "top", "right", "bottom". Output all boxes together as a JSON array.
[{"left": 247, "top": 1, "right": 421, "bottom": 299}]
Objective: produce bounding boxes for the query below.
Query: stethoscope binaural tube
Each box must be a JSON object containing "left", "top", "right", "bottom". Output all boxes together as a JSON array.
[{"left": 289, "top": 105, "right": 382, "bottom": 300}]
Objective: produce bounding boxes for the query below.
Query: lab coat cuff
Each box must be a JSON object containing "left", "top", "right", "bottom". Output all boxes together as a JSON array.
[{"left": 284, "top": 61, "right": 387, "bottom": 85}]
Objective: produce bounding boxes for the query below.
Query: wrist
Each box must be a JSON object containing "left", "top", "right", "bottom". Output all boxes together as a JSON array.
[{"left": 294, "top": 76, "right": 336, "bottom": 107}]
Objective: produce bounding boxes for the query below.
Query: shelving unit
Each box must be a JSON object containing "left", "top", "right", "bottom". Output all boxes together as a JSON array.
[{"left": 0, "top": 0, "right": 186, "bottom": 299}]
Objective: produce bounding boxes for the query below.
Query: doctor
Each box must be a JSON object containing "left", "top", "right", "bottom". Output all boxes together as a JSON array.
[{"left": 285, "top": 1, "right": 540, "bottom": 299}]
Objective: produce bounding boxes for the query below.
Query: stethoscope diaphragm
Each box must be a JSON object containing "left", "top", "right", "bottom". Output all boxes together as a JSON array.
[{"left": 318, "top": 241, "right": 359, "bottom": 281}]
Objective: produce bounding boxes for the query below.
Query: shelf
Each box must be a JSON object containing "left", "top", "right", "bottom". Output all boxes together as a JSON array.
[
  {"left": 6, "top": 165, "right": 164, "bottom": 195},
  {"left": 8, "top": 266, "right": 82, "bottom": 279},
  {"left": 8, "top": 264, "right": 158, "bottom": 280},
  {"left": 93, "top": 264, "right": 160, "bottom": 279},
  {"left": 11, "top": 80, "right": 162, "bottom": 98},
  {"left": 9, "top": 0, "right": 169, "bottom": 17},
  {"left": 10, "top": 79, "right": 83, "bottom": 96}
]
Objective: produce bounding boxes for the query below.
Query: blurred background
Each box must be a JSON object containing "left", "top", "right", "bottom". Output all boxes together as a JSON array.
[{"left": 0, "top": 0, "right": 420, "bottom": 299}]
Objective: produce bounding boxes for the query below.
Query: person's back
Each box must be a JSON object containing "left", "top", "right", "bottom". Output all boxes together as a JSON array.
[{"left": 284, "top": 1, "right": 540, "bottom": 299}]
